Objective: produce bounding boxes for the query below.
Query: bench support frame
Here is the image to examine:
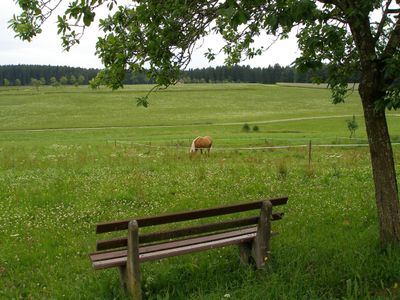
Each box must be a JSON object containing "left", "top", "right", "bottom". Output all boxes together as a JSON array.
[
  {"left": 119, "top": 220, "right": 142, "bottom": 299},
  {"left": 238, "top": 200, "right": 272, "bottom": 269}
]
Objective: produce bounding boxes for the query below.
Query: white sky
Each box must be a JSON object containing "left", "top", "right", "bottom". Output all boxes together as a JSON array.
[{"left": 0, "top": 0, "right": 300, "bottom": 69}]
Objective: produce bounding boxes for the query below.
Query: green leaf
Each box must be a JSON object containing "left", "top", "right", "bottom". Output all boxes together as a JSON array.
[
  {"left": 220, "top": 7, "right": 236, "bottom": 18},
  {"left": 136, "top": 96, "right": 149, "bottom": 108},
  {"left": 234, "top": 10, "right": 248, "bottom": 25},
  {"left": 83, "top": 11, "right": 95, "bottom": 26}
]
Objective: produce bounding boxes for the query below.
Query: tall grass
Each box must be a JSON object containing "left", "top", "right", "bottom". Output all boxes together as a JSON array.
[{"left": 1, "top": 143, "right": 399, "bottom": 299}]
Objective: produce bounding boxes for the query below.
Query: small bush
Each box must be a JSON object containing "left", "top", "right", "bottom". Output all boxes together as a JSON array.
[
  {"left": 253, "top": 125, "right": 259, "bottom": 132},
  {"left": 305, "top": 165, "right": 316, "bottom": 178},
  {"left": 276, "top": 159, "right": 288, "bottom": 179},
  {"left": 346, "top": 115, "right": 358, "bottom": 138},
  {"left": 242, "top": 123, "right": 251, "bottom": 132}
]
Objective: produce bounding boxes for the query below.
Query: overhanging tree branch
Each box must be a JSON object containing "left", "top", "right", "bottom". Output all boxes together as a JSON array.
[
  {"left": 382, "top": 12, "right": 400, "bottom": 58},
  {"left": 374, "top": 0, "right": 392, "bottom": 43}
]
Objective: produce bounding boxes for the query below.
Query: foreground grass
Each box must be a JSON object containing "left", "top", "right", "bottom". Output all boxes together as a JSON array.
[{"left": 1, "top": 143, "right": 400, "bottom": 299}]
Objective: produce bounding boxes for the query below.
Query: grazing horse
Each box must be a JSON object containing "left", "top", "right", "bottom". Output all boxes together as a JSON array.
[{"left": 190, "top": 136, "right": 213, "bottom": 155}]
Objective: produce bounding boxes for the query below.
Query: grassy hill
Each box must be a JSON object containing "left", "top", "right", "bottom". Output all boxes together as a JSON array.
[{"left": 1, "top": 83, "right": 399, "bottom": 143}]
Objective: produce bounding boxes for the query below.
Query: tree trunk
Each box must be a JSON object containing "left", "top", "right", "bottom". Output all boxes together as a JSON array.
[
  {"left": 360, "top": 92, "right": 400, "bottom": 247},
  {"left": 348, "top": 10, "right": 400, "bottom": 247}
]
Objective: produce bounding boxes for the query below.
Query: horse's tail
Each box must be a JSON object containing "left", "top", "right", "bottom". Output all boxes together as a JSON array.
[
  {"left": 205, "top": 136, "right": 213, "bottom": 146},
  {"left": 204, "top": 136, "right": 213, "bottom": 150}
]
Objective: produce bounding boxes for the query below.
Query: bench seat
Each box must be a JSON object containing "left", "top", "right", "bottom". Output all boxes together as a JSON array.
[{"left": 90, "top": 226, "right": 258, "bottom": 269}]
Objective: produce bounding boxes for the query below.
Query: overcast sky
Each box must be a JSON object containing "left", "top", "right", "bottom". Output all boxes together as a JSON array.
[{"left": 1, "top": 0, "right": 300, "bottom": 69}]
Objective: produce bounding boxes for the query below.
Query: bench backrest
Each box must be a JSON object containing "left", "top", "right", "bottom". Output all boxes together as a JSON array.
[{"left": 95, "top": 196, "right": 288, "bottom": 251}]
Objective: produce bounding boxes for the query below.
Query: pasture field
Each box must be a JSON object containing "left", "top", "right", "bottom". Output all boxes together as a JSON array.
[{"left": 0, "top": 83, "right": 400, "bottom": 299}]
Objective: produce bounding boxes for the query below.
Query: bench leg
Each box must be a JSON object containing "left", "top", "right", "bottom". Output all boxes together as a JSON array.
[
  {"left": 251, "top": 200, "right": 272, "bottom": 269},
  {"left": 127, "top": 220, "right": 142, "bottom": 300},
  {"left": 239, "top": 242, "right": 252, "bottom": 265},
  {"left": 119, "top": 266, "right": 128, "bottom": 293}
]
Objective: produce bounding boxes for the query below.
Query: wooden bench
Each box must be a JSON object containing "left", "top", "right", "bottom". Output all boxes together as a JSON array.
[{"left": 89, "top": 196, "right": 288, "bottom": 299}]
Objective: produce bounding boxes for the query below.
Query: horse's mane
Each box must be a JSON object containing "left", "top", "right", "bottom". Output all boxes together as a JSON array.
[{"left": 190, "top": 136, "right": 200, "bottom": 152}]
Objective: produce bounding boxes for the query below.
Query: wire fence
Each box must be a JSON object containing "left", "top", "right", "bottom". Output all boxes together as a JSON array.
[{"left": 107, "top": 139, "right": 400, "bottom": 151}]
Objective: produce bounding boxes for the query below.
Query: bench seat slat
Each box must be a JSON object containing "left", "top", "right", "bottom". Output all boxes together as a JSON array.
[
  {"left": 141, "top": 226, "right": 257, "bottom": 254},
  {"left": 90, "top": 227, "right": 259, "bottom": 269},
  {"left": 92, "top": 256, "right": 126, "bottom": 270},
  {"left": 141, "top": 232, "right": 256, "bottom": 262},
  {"left": 92, "top": 231, "right": 257, "bottom": 270},
  {"left": 91, "top": 227, "right": 257, "bottom": 262},
  {"left": 90, "top": 249, "right": 127, "bottom": 263}
]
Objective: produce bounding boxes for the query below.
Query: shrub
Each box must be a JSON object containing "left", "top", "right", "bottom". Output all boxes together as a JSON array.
[
  {"left": 276, "top": 159, "right": 288, "bottom": 179},
  {"left": 305, "top": 165, "right": 316, "bottom": 178},
  {"left": 242, "top": 123, "right": 250, "bottom": 132},
  {"left": 346, "top": 115, "right": 358, "bottom": 138}
]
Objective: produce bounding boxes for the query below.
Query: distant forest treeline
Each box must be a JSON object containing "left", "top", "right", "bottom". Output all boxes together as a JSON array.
[
  {"left": 0, "top": 65, "right": 99, "bottom": 86},
  {"left": 182, "top": 65, "right": 330, "bottom": 84},
  {"left": 0, "top": 64, "right": 346, "bottom": 86}
]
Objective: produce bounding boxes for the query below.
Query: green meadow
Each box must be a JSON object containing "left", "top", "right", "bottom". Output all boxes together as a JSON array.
[{"left": 0, "top": 83, "right": 400, "bottom": 299}]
